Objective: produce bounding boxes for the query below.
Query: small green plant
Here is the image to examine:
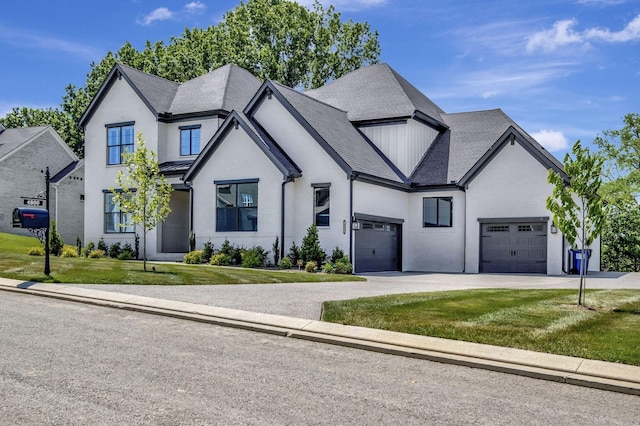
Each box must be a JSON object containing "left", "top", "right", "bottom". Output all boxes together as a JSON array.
[
  {"left": 279, "top": 256, "right": 292, "bottom": 269},
  {"left": 210, "top": 253, "right": 231, "bottom": 266},
  {"left": 288, "top": 242, "right": 300, "bottom": 266},
  {"left": 184, "top": 250, "right": 204, "bottom": 264},
  {"left": 188, "top": 231, "right": 196, "bottom": 252},
  {"left": 322, "top": 262, "right": 335, "bottom": 274},
  {"left": 334, "top": 260, "right": 353, "bottom": 274},
  {"left": 76, "top": 236, "right": 82, "bottom": 256},
  {"left": 97, "top": 237, "right": 108, "bottom": 253},
  {"left": 49, "top": 220, "right": 64, "bottom": 256},
  {"left": 301, "top": 224, "right": 326, "bottom": 266},
  {"left": 61, "top": 246, "right": 79, "bottom": 258},
  {"left": 305, "top": 261, "right": 318, "bottom": 273},
  {"left": 220, "top": 239, "right": 242, "bottom": 265},
  {"left": 118, "top": 251, "right": 133, "bottom": 260},
  {"left": 202, "top": 241, "right": 214, "bottom": 263},
  {"left": 272, "top": 236, "right": 280, "bottom": 266},
  {"left": 330, "top": 247, "right": 345, "bottom": 264},
  {"left": 242, "top": 246, "right": 268, "bottom": 268},
  {"left": 108, "top": 242, "right": 122, "bottom": 259},
  {"left": 134, "top": 234, "right": 140, "bottom": 259},
  {"left": 27, "top": 246, "right": 45, "bottom": 256},
  {"left": 85, "top": 241, "right": 95, "bottom": 257},
  {"left": 88, "top": 249, "right": 106, "bottom": 259}
]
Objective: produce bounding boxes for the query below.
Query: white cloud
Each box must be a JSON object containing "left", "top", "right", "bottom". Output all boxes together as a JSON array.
[
  {"left": 138, "top": 7, "right": 174, "bottom": 26},
  {"left": 185, "top": 1, "right": 206, "bottom": 15},
  {"left": 527, "top": 14, "right": 640, "bottom": 53},
  {"left": 0, "top": 23, "right": 100, "bottom": 60},
  {"left": 530, "top": 130, "right": 570, "bottom": 152}
]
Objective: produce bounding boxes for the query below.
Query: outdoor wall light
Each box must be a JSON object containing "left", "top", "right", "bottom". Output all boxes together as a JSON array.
[
  {"left": 351, "top": 218, "right": 361, "bottom": 230},
  {"left": 550, "top": 222, "right": 558, "bottom": 234}
]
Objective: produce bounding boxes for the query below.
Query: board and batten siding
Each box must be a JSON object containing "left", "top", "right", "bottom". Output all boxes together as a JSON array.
[
  {"left": 464, "top": 140, "right": 569, "bottom": 274},
  {"left": 359, "top": 119, "right": 439, "bottom": 177}
]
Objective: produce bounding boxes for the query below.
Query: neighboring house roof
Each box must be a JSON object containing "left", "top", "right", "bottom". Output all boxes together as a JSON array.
[
  {"left": 305, "top": 63, "right": 445, "bottom": 127},
  {"left": 411, "top": 109, "right": 565, "bottom": 187},
  {"left": 0, "top": 126, "right": 78, "bottom": 164},
  {"left": 79, "top": 63, "right": 261, "bottom": 127},
  {"left": 159, "top": 160, "right": 194, "bottom": 176},
  {"left": 257, "top": 81, "right": 405, "bottom": 184},
  {"left": 51, "top": 160, "right": 81, "bottom": 183},
  {"left": 183, "top": 110, "right": 301, "bottom": 182}
]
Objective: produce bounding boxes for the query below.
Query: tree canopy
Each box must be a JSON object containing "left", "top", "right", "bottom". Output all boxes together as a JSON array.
[{"left": 0, "top": 0, "right": 380, "bottom": 158}]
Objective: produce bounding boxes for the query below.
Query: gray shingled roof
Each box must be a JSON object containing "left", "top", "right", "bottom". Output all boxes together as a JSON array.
[
  {"left": 411, "top": 109, "right": 564, "bottom": 186},
  {"left": 305, "top": 63, "right": 444, "bottom": 124},
  {"left": 0, "top": 126, "right": 47, "bottom": 159},
  {"left": 118, "top": 64, "right": 179, "bottom": 115},
  {"left": 169, "top": 64, "right": 262, "bottom": 115},
  {"left": 272, "top": 82, "right": 404, "bottom": 183}
]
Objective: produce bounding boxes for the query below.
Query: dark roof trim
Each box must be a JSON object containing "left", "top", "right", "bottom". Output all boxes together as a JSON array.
[
  {"left": 477, "top": 216, "right": 549, "bottom": 223},
  {"left": 354, "top": 212, "right": 404, "bottom": 224},
  {"left": 50, "top": 161, "right": 79, "bottom": 183},
  {"left": 214, "top": 178, "right": 259, "bottom": 185},
  {"left": 353, "top": 117, "right": 410, "bottom": 127},
  {"left": 458, "top": 126, "right": 567, "bottom": 187},
  {"left": 80, "top": 65, "right": 160, "bottom": 128},
  {"left": 245, "top": 81, "right": 353, "bottom": 178},
  {"left": 158, "top": 109, "right": 227, "bottom": 123},
  {"left": 183, "top": 110, "right": 300, "bottom": 182},
  {"left": 412, "top": 110, "right": 449, "bottom": 131},
  {"left": 352, "top": 172, "right": 410, "bottom": 192},
  {"left": 410, "top": 184, "right": 462, "bottom": 192},
  {"left": 311, "top": 182, "right": 331, "bottom": 188}
]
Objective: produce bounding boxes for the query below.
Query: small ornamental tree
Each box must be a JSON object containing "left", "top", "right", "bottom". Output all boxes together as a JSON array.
[
  {"left": 110, "top": 134, "right": 173, "bottom": 271},
  {"left": 547, "top": 140, "right": 606, "bottom": 306},
  {"left": 300, "top": 224, "right": 326, "bottom": 266}
]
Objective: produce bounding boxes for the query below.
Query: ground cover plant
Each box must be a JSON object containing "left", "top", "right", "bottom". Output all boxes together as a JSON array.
[
  {"left": 322, "top": 288, "right": 640, "bottom": 365},
  {"left": 0, "top": 233, "right": 363, "bottom": 285}
]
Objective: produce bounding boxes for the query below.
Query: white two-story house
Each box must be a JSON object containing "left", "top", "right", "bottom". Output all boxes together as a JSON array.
[{"left": 80, "top": 62, "right": 599, "bottom": 274}]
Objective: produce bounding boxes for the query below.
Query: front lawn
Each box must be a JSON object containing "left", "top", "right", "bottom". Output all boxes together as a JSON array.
[
  {"left": 322, "top": 289, "right": 640, "bottom": 365},
  {"left": 0, "top": 233, "right": 364, "bottom": 285}
]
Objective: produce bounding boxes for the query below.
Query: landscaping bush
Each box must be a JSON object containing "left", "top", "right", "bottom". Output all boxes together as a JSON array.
[
  {"left": 330, "top": 247, "right": 346, "bottom": 264},
  {"left": 49, "top": 220, "right": 64, "bottom": 256},
  {"left": 27, "top": 246, "right": 44, "bottom": 256},
  {"left": 242, "top": 246, "right": 268, "bottom": 268},
  {"left": 210, "top": 253, "right": 231, "bottom": 266},
  {"left": 84, "top": 241, "right": 95, "bottom": 257},
  {"left": 97, "top": 237, "right": 108, "bottom": 253},
  {"left": 61, "top": 246, "right": 78, "bottom": 258},
  {"left": 202, "top": 241, "right": 214, "bottom": 263},
  {"left": 118, "top": 251, "right": 133, "bottom": 260},
  {"left": 88, "top": 249, "right": 106, "bottom": 259},
  {"left": 219, "top": 239, "right": 242, "bottom": 265},
  {"left": 334, "top": 260, "right": 353, "bottom": 274},
  {"left": 301, "top": 224, "right": 326, "bottom": 266},
  {"left": 76, "top": 236, "right": 82, "bottom": 257},
  {"left": 322, "top": 262, "right": 335, "bottom": 274},
  {"left": 288, "top": 242, "right": 300, "bottom": 266},
  {"left": 279, "top": 256, "right": 292, "bottom": 269},
  {"left": 272, "top": 236, "right": 280, "bottom": 266},
  {"left": 184, "top": 250, "right": 204, "bottom": 264},
  {"left": 305, "top": 261, "right": 318, "bottom": 273},
  {"left": 108, "top": 242, "right": 122, "bottom": 258}
]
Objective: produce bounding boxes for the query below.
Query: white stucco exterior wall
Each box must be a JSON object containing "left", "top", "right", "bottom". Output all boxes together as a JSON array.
[{"left": 464, "top": 141, "right": 565, "bottom": 274}]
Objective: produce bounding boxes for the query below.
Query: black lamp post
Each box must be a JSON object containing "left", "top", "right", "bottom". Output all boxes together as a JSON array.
[{"left": 44, "top": 167, "right": 50, "bottom": 276}]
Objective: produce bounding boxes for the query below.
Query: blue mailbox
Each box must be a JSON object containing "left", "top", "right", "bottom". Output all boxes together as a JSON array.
[{"left": 12, "top": 208, "right": 49, "bottom": 229}]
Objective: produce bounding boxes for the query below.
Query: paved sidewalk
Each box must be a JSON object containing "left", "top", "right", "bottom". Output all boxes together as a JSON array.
[{"left": 1, "top": 274, "right": 639, "bottom": 396}]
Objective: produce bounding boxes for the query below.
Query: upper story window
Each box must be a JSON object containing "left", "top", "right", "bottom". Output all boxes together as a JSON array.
[
  {"left": 104, "top": 192, "right": 135, "bottom": 233},
  {"left": 423, "top": 197, "right": 452, "bottom": 227},
  {"left": 313, "top": 183, "right": 330, "bottom": 227},
  {"left": 180, "top": 125, "right": 201, "bottom": 156},
  {"left": 215, "top": 179, "right": 259, "bottom": 232},
  {"left": 106, "top": 122, "right": 135, "bottom": 165}
]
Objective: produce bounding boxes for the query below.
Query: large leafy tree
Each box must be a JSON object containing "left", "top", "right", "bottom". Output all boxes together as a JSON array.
[
  {"left": 547, "top": 140, "right": 606, "bottom": 306},
  {"left": 1, "top": 0, "right": 380, "bottom": 157},
  {"left": 110, "top": 134, "right": 173, "bottom": 272},
  {"left": 601, "top": 206, "right": 640, "bottom": 272}
]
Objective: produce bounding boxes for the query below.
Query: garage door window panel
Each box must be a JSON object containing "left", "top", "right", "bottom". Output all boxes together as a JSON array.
[{"left": 423, "top": 197, "right": 452, "bottom": 227}]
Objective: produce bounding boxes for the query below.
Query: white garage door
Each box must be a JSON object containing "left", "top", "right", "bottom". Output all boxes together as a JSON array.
[{"left": 480, "top": 222, "right": 547, "bottom": 273}]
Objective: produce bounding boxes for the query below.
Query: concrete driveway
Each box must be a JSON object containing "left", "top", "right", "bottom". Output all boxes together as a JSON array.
[{"left": 72, "top": 271, "right": 640, "bottom": 320}]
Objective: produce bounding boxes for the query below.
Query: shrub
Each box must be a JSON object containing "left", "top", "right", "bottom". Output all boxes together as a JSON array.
[
  {"left": 279, "top": 256, "right": 292, "bottom": 269},
  {"left": 242, "top": 246, "right": 268, "bottom": 268},
  {"left": 220, "top": 239, "right": 242, "bottom": 265},
  {"left": 88, "top": 249, "right": 106, "bottom": 259},
  {"left": 202, "top": 241, "right": 214, "bottom": 263},
  {"left": 322, "top": 262, "right": 335, "bottom": 274},
  {"left": 27, "top": 246, "right": 45, "bottom": 256},
  {"left": 97, "top": 237, "right": 108, "bottom": 252},
  {"left": 49, "top": 220, "right": 64, "bottom": 256},
  {"left": 108, "top": 242, "right": 122, "bottom": 259},
  {"left": 118, "top": 251, "right": 133, "bottom": 260},
  {"left": 272, "top": 236, "right": 280, "bottom": 266},
  {"left": 288, "top": 242, "right": 300, "bottom": 266},
  {"left": 61, "top": 246, "right": 78, "bottom": 258},
  {"left": 76, "top": 236, "right": 82, "bottom": 257},
  {"left": 210, "top": 253, "right": 231, "bottom": 266},
  {"left": 188, "top": 231, "right": 196, "bottom": 252},
  {"left": 184, "top": 250, "right": 204, "bottom": 264},
  {"left": 301, "top": 224, "right": 326, "bottom": 266},
  {"left": 85, "top": 241, "right": 95, "bottom": 257},
  {"left": 334, "top": 261, "right": 353, "bottom": 274},
  {"left": 330, "top": 247, "right": 346, "bottom": 264},
  {"left": 305, "top": 261, "right": 318, "bottom": 273}
]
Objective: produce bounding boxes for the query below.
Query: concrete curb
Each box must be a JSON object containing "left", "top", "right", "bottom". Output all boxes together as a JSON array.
[{"left": 2, "top": 278, "right": 639, "bottom": 395}]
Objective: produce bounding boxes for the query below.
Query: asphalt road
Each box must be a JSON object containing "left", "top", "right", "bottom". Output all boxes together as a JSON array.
[{"left": 1, "top": 292, "right": 638, "bottom": 425}]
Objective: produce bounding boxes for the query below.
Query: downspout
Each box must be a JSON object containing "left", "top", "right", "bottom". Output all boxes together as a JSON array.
[
  {"left": 281, "top": 176, "right": 294, "bottom": 257},
  {"left": 462, "top": 185, "right": 466, "bottom": 273},
  {"left": 349, "top": 172, "right": 357, "bottom": 263}
]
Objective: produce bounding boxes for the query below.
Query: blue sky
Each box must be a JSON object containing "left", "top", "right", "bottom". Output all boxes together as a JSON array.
[{"left": 1, "top": 0, "right": 638, "bottom": 160}]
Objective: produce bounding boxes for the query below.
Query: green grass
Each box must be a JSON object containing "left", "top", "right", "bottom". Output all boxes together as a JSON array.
[
  {"left": 0, "top": 232, "right": 364, "bottom": 285},
  {"left": 322, "top": 289, "right": 640, "bottom": 365}
]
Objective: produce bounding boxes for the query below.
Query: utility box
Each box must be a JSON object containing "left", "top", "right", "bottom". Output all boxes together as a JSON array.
[{"left": 12, "top": 208, "right": 49, "bottom": 229}]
